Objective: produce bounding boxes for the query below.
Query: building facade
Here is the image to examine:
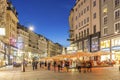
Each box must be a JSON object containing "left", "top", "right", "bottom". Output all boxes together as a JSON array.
[
  {"left": 47, "top": 40, "right": 55, "bottom": 57},
  {"left": 0, "top": 0, "right": 7, "bottom": 67},
  {"left": 68, "top": 0, "right": 101, "bottom": 53},
  {"left": 100, "top": 0, "right": 120, "bottom": 61},
  {"left": 17, "top": 24, "right": 29, "bottom": 62},
  {"left": 28, "top": 31, "right": 39, "bottom": 60},
  {"left": 54, "top": 43, "right": 63, "bottom": 55},
  {"left": 38, "top": 35, "right": 47, "bottom": 58},
  {"left": 47, "top": 40, "right": 63, "bottom": 57},
  {"left": 6, "top": 1, "right": 19, "bottom": 65}
]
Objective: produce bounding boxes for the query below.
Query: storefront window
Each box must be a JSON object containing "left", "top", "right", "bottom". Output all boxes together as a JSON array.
[
  {"left": 101, "top": 40, "right": 110, "bottom": 48},
  {"left": 112, "top": 38, "right": 120, "bottom": 46}
]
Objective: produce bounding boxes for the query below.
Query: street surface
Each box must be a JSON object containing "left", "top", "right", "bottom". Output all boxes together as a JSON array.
[{"left": 0, "top": 65, "right": 120, "bottom": 80}]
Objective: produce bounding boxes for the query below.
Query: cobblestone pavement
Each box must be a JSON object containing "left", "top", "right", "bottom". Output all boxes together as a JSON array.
[{"left": 0, "top": 65, "right": 120, "bottom": 80}]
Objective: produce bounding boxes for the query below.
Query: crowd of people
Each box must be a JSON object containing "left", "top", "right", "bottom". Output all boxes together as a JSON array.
[{"left": 32, "top": 59, "right": 93, "bottom": 73}]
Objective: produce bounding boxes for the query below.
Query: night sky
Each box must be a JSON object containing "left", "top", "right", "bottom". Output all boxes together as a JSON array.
[{"left": 11, "top": 0, "right": 76, "bottom": 47}]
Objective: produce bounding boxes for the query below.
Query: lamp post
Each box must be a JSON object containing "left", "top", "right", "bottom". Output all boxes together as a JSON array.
[{"left": 29, "top": 25, "right": 34, "bottom": 31}]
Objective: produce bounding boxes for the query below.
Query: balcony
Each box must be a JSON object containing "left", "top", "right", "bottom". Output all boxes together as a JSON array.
[
  {"left": 67, "top": 38, "right": 74, "bottom": 41},
  {"left": 69, "top": 29, "right": 74, "bottom": 32}
]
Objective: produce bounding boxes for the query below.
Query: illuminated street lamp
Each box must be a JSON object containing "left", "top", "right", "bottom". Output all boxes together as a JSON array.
[{"left": 29, "top": 26, "right": 34, "bottom": 31}]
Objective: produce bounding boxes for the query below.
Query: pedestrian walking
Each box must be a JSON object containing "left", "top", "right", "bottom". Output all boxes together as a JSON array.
[
  {"left": 83, "top": 61, "right": 86, "bottom": 73},
  {"left": 35, "top": 61, "right": 38, "bottom": 69},
  {"left": 119, "top": 64, "right": 120, "bottom": 72},
  {"left": 48, "top": 62, "right": 51, "bottom": 70},
  {"left": 32, "top": 60, "right": 35, "bottom": 70},
  {"left": 76, "top": 60, "right": 81, "bottom": 73},
  {"left": 58, "top": 61, "right": 61, "bottom": 72},
  {"left": 40, "top": 61, "right": 42, "bottom": 68},
  {"left": 44, "top": 61, "right": 47, "bottom": 69},
  {"left": 65, "top": 61, "right": 69, "bottom": 72},
  {"left": 53, "top": 61, "right": 57, "bottom": 72}
]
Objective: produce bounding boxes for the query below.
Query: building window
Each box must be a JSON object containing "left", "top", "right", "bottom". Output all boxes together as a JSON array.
[
  {"left": 79, "top": 22, "right": 80, "bottom": 27},
  {"left": 114, "top": 9, "right": 120, "bottom": 19},
  {"left": 87, "top": 6, "right": 89, "bottom": 11},
  {"left": 79, "top": 32, "right": 80, "bottom": 39},
  {"left": 82, "top": 31, "right": 83, "bottom": 38},
  {"left": 87, "top": 17, "right": 89, "bottom": 23},
  {"left": 84, "top": 30, "right": 86, "bottom": 37},
  {"left": 81, "top": 10, "right": 83, "bottom": 15},
  {"left": 103, "top": 27, "right": 108, "bottom": 35},
  {"left": 115, "top": 0, "right": 120, "bottom": 7},
  {"left": 81, "top": 21, "right": 83, "bottom": 26},
  {"left": 76, "top": 34, "right": 77, "bottom": 40},
  {"left": 114, "top": 22, "right": 120, "bottom": 33},
  {"left": 93, "top": 25, "right": 96, "bottom": 33},
  {"left": 76, "top": 16, "right": 78, "bottom": 20},
  {"left": 93, "top": 0, "right": 96, "bottom": 7},
  {"left": 103, "top": 16, "right": 108, "bottom": 25},
  {"left": 76, "top": 8, "right": 77, "bottom": 12},
  {"left": 76, "top": 25, "right": 78, "bottom": 29},
  {"left": 103, "top": 0, "right": 106, "bottom": 3},
  {"left": 93, "top": 13, "right": 96, "bottom": 19},
  {"left": 84, "top": 8, "right": 86, "bottom": 14},
  {"left": 78, "top": 4, "right": 80, "bottom": 8},
  {"left": 84, "top": 19, "right": 86, "bottom": 24},
  {"left": 87, "top": 28, "right": 89, "bottom": 36},
  {"left": 84, "top": 0, "right": 86, "bottom": 3},
  {"left": 81, "top": 1, "right": 83, "bottom": 5},
  {"left": 79, "top": 13, "right": 81, "bottom": 17}
]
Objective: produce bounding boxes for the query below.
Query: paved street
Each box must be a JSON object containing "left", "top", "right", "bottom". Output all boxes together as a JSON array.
[{"left": 0, "top": 65, "right": 120, "bottom": 80}]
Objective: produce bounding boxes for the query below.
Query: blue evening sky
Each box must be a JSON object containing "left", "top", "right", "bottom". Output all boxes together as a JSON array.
[{"left": 11, "top": 0, "right": 75, "bottom": 47}]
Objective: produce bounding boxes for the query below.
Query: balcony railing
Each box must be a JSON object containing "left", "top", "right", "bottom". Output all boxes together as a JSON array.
[
  {"left": 69, "top": 29, "right": 74, "bottom": 32},
  {"left": 67, "top": 38, "right": 74, "bottom": 41}
]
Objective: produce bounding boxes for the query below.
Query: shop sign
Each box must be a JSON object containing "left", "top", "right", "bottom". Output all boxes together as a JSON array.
[
  {"left": 101, "top": 48, "right": 110, "bottom": 52},
  {"left": 84, "top": 39, "right": 90, "bottom": 51},
  {"left": 16, "top": 36, "right": 24, "bottom": 49},
  {"left": 112, "top": 46, "right": 120, "bottom": 50},
  {"left": 91, "top": 37, "right": 98, "bottom": 51}
]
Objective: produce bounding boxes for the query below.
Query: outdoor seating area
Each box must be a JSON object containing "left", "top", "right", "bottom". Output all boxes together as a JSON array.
[{"left": 39, "top": 51, "right": 115, "bottom": 72}]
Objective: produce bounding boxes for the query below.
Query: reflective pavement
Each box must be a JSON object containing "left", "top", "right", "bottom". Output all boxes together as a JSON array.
[{"left": 0, "top": 65, "right": 120, "bottom": 80}]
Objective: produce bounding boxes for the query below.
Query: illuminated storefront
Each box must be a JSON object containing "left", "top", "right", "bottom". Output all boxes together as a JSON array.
[
  {"left": 100, "top": 40, "right": 110, "bottom": 52},
  {"left": 0, "top": 41, "right": 6, "bottom": 67},
  {"left": 100, "top": 40, "right": 111, "bottom": 61},
  {"left": 100, "top": 38, "right": 120, "bottom": 61},
  {"left": 111, "top": 38, "right": 120, "bottom": 62}
]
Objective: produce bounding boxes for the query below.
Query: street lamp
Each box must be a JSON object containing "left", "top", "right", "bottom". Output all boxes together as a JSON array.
[{"left": 29, "top": 26, "right": 34, "bottom": 31}]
